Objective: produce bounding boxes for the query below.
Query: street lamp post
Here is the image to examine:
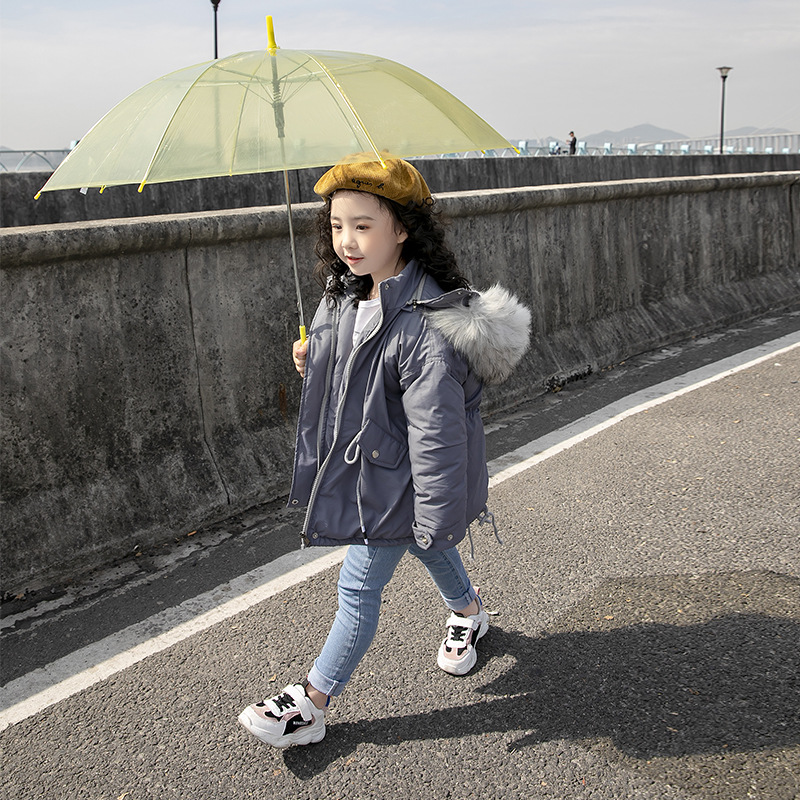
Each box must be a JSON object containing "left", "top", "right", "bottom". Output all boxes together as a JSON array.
[
  {"left": 211, "top": 0, "right": 221, "bottom": 59},
  {"left": 717, "top": 66, "right": 732, "bottom": 156}
]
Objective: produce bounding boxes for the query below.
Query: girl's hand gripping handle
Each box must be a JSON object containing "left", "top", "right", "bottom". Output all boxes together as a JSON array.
[{"left": 292, "top": 337, "right": 308, "bottom": 378}]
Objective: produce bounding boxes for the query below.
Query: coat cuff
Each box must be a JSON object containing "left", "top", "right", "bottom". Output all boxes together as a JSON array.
[{"left": 412, "top": 522, "right": 465, "bottom": 550}]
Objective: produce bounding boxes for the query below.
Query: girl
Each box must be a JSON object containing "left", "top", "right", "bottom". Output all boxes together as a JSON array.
[{"left": 239, "top": 156, "right": 530, "bottom": 748}]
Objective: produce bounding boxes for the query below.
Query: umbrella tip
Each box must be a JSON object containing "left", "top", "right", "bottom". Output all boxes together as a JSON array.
[{"left": 266, "top": 15, "right": 279, "bottom": 53}]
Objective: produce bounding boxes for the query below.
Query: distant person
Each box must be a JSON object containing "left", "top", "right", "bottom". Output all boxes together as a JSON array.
[
  {"left": 568, "top": 131, "right": 577, "bottom": 155},
  {"left": 237, "top": 156, "right": 531, "bottom": 749}
]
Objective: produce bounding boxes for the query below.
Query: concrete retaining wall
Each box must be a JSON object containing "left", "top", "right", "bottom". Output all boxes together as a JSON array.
[
  {"left": 2, "top": 171, "right": 799, "bottom": 591},
  {"left": 3, "top": 154, "right": 799, "bottom": 228}
]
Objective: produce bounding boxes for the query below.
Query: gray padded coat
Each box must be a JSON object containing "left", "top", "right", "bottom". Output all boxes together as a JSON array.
[{"left": 288, "top": 259, "right": 531, "bottom": 551}]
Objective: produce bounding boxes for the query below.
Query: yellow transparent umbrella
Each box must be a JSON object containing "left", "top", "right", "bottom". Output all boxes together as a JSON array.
[{"left": 36, "top": 17, "right": 513, "bottom": 339}]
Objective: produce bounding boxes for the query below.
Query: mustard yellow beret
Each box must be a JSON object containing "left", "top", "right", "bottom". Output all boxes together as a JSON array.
[{"left": 314, "top": 155, "right": 431, "bottom": 207}]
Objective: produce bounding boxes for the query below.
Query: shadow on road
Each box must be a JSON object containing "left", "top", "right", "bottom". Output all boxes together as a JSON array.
[{"left": 284, "top": 570, "right": 800, "bottom": 796}]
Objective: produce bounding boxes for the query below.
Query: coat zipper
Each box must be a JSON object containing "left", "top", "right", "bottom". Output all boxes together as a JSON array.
[
  {"left": 315, "top": 303, "right": 339, "bottom": 462},
  {"left": 301, "top": 297, "right": 386, "bottom": 545}
]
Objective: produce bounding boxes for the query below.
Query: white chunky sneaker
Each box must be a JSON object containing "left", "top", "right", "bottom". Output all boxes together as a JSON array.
[
  {"left": 238, "top": 683, "right": 326, "bottom": 748},
  {"left": 437, "top": 598, "right": 490, "bottom": 676}
]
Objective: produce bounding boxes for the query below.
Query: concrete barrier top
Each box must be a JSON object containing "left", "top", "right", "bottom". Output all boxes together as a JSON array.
[{"left": 2, "top": 171, "right": 798, "bottom": 268}]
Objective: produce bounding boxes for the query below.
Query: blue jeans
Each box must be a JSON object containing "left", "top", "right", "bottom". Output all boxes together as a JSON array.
[{"left": 307, "top": 542, "right": 477, "bottom": 697}]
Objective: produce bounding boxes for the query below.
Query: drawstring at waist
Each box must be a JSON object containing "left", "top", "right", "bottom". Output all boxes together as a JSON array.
[
  {"left": 466, "top": 507, "right": 503, "bottom": 559},
  {"left": 344, "top": 430, "right": 368, "bottom": 543}
]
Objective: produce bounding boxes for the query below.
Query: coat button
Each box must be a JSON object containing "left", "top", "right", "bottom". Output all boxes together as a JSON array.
[
  {"left": 312, "top": 532, "right": 319, "bottom": 539},
  {"left": 371, "top": 449, "right": 380, "bottom": 459},
  {"left": 447, "top": 534, "right": 453, "bottom": 541},
  {"left": 290, "top": 498, "right": 298, "bottom": 505}
]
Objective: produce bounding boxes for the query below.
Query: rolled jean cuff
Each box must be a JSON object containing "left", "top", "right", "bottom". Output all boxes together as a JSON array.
[
  {"left": 307, "top": 664, "right": 348, "bottom": 698},
  {"left": 448, "top": 585, "right": 477, "bottom": 612}
]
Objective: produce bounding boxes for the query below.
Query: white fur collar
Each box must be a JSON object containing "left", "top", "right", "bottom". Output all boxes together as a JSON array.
[{"left": 422, "top": 285, "right": 531, "bottom": 386}]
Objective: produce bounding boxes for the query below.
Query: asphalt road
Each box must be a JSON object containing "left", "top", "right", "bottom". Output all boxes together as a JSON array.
[{"left": 2, "top": 311, "right": 799, "bottom": 800}]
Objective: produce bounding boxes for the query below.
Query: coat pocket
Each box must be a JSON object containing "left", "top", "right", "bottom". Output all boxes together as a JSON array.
[{"left": 355, "top": 418, "right": 408, "bottom": 469}]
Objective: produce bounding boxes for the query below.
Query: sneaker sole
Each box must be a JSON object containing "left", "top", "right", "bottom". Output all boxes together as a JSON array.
[{"left": 237, "top": 709, "right": 326, "bottom": 748}]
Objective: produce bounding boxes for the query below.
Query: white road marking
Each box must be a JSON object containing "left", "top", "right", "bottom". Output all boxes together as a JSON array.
[
  {"left": 1, "top": 331, "right": 798, "bottom": 731},
  {"left": 0, "top": 548, "right": 347, "bottom": 730},
  {"left": 489, "top": 333, "right": 799, "bottom": 486}
]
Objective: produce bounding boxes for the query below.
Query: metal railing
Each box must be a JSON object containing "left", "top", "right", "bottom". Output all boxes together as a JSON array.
[
  {"left": 0, "top": 150, "right": 71, "bottom": 172},
  {"left": 651, "top": 131, "right": 799, "bottom": 155},
  {"left": 514, "top": 131, "right": 799, "bottom": 157},
  {"left": 2, "top": 132, "right": 798, "bottom": 174}
]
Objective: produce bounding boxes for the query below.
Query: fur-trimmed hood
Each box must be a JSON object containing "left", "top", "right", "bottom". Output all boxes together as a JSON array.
[{"left": 419, "top": 285, "right": 532, "bottom": 386}]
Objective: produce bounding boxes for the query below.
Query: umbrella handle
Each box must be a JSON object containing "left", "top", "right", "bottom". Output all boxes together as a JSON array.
[{"left": 299, "top": 325, "right": 307, "bottom": 344}]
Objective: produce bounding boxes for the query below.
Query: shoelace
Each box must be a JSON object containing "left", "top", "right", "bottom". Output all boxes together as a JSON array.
[
  {"left": 448, "top": 624, "right": 469, "bottom": 643},
  {"left": 270, "top": 693, "right": 296, "bottom": 714}
]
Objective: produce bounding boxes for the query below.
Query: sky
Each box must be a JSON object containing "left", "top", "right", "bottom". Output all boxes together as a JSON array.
[{"left": 1, "top": 0, "right": 798, "bottom": 150}]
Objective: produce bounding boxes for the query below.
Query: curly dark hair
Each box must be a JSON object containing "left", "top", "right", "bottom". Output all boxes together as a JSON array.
[{"left": 313, "top": 191, "right": 469, "bottom": 304}]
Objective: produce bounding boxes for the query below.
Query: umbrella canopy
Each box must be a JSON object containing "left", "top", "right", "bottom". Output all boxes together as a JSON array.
[
  {"left": 35, "top": 19, "right": 513, "bottom": 341},
  {"left": 36, "top": 32, "right": 511, "bottom": 194}
]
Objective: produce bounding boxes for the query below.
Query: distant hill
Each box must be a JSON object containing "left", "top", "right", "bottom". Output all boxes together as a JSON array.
[
  {"left": 705, "top": 126, "right": 792, "bottom": 138},
  {"left": 582, "top": 124, "right": 688, "bottom": 147},
  {"left": 579, "top": 124, "right": 793, "bottom": 147}
]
